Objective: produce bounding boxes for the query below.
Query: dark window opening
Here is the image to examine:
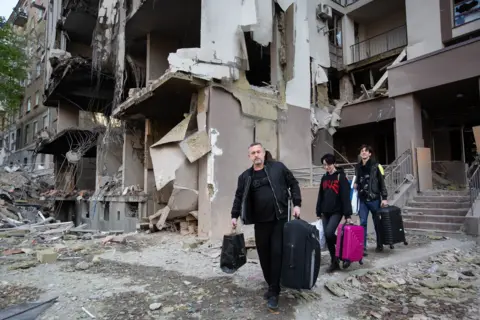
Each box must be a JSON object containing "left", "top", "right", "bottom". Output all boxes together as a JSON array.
[
  {"left": 117, "top": 210, "right": 121, "bottom": 220},
  {"left": 328, "top": 70, "right": 341, "bottom": 100},
  {"left": 244, "top": 32, "right": 271, "bottom": 87},
  {"left": 103, "top": 202, "right": 110, "bottom": 221},
  {"left": 126, "top": 202, "right": 139, "bottom": 218},
  {"left": 450, "top": 130, "right": 463, "bottom": 161}
]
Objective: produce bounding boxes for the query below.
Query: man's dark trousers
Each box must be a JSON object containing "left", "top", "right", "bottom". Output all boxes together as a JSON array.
[{"left": 254, "top": 218, "right": 286, "bottom": 295}]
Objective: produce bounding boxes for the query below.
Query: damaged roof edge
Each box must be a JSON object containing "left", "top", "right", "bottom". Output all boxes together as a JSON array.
[{"left": 111, "top": 71, "right": 208, "bottom": 118}]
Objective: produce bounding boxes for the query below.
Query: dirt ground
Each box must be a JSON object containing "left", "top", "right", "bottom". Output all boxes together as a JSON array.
[{"left": 1, "top": 231, "right": 479, "bottom": 320}]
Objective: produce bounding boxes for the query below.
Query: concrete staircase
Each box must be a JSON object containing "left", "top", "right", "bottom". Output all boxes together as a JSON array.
[{"left": 402, "top": 190, "right": 470, "bottom": 234}]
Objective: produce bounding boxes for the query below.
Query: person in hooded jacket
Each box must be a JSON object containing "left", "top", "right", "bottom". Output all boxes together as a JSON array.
[{"left": 315, "top": 153, "right": 353, "bottom": 273}]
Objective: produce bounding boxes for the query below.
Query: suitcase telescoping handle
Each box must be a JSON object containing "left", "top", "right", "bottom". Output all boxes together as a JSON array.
[{"left": 287, "top": 188, "right": 299, "bottom": 222}]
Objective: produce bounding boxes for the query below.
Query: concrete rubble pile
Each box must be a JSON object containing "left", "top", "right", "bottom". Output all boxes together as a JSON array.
[
  {"left": 0, "top": 165, "right": 56, "bottom": 230},
  {"left": 325, "top": 246, "right": 480, "bottom": 320},
  {"left": 146, "top": 114, "right": 211, "bottom": 234},
  {"left": 0, "top": 220, "right": 130, "bottom": 271}
]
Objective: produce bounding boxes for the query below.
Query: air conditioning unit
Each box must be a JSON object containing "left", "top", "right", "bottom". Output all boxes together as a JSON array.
[{"left": 316, "top": 3, "right": 333, "bottom": 21}]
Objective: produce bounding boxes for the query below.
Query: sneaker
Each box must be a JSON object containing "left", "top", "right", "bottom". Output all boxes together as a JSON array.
[
  {"left": 326, "top": 259, "right": 340, "bottom": 273},
  {"left": 267, "top": 295, "right": 279, "bottom": 310},
  {"left": 375, "top": 246, "right": 384, "bottom": 253},
  {"left": 263, "top": 291, "right": 274, "bottom": 300}
]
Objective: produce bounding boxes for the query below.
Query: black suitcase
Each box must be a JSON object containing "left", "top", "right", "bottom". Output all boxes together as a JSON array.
[
  {"left": 378, "top": 205, "right": 408, "bottom": 249},
  {"left": 280, "top": 198, "right": 321, "bottom": 290}
]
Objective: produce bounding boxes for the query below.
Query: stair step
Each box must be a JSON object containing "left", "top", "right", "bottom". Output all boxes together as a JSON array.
[
  {"left": 412, "top": 196, "right": 470, "bottom": 203},
  {"left": 419, "top": 190, "right": 469, "bottom": 197},
  {"left": 404, "top": 221, "right": 463, "bottom": 232},
  {"left": 407, "top": 201, "right": 471, "bottom": 209},
  {"left": 403, "top": 207, "right": 468, "bottom": 216},
  {"left": 403, "top": 214, "right": 466, "bottom": 223},
  {"left": 404, "top": 229, "right": 463, "bottom": 235}
]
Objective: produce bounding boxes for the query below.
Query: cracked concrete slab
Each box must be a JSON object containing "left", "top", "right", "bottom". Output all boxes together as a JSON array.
[
  {"left": 180, "top": 131, "right": 211, "bottom": 163},
  {"left": 167, "top": 187, "right": 199, "bottom": 219}
]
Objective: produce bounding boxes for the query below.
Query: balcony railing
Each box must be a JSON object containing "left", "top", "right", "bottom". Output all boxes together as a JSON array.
[
  {"left": 332, "top": 0, "right": 360, "bottom": 6},
  {"left": 350, "top": 25, "right": 407, "bottom": 64}
]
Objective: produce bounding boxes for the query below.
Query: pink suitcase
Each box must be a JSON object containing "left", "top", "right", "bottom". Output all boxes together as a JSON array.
[{"left": 335, "top": 224, "right": 364, "bottom": 269}]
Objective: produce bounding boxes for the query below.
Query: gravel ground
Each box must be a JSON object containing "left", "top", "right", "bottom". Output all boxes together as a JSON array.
[{"left": 0, "top": 230, "right": 477, "bottom": 320}]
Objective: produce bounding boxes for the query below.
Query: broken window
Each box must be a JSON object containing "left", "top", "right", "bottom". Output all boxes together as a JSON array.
[
  {"left": 454, "top": 0, "right": 480, "bottom": 27},
  {"left": 328, "top": 12, "right": 343, "bottom": 47},
  {"left": 244, "top": 32, "right": 271, "bottom": 87}
]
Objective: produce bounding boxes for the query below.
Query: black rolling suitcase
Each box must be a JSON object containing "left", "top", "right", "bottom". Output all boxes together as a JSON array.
[
  {"left": 280, "top": 195, "right": 321, "bottom": 290},
  {"left": 378, "top": 205, "right": 408, "bottom": 249}
]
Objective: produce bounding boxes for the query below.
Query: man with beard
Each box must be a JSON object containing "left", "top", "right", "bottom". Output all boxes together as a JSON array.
[{"left": 231, "top": 143, "right": 301, "bottom": 311}]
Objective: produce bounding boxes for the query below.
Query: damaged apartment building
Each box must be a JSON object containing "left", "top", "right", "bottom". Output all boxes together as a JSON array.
[
  {"left": 1, "top": 0, "right": 55, "bottom": 171},
  {"left": 32, "top": 0, "right": 480, "bottom": 238}
]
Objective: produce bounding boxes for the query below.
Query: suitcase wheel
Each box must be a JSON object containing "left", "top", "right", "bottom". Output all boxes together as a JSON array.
[
  {"left": 404, "top": 241, "right": 408, "bottom": 246},
  {"left": 342, "top": 260, "right": 351, "bottom": 269},
  {"left": 359, "top": 259, "right": 364, "bottom": 265},
  {"left": 389, "top": 245, "right": 395, "bottom": 249}
]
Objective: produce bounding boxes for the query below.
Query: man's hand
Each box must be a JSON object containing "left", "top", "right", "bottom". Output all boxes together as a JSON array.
[
  {"left": 381, "top": 200, "right": 388, "bottom": 207},
  {"left": 231, "top": 218, "right": 237, "bottom": 228},
  {"left": 293, "top": 206, "right": 301, "bottom": 218},
  {"left": 345, "top": 218, "right": 352, "bottom": 224}
]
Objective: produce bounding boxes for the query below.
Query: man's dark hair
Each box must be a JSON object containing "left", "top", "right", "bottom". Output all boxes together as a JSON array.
[
  {"left": 321, "top": 153, "right": 336, "bottom": 165},
  {"left": 360, "top": 144, "right": 373, "bottom": 154},
  {"left": 265, "top": 150, "right": 274, "bottom": 161},
  {"left": 248, "top": 142, "right": 263, "bottom": 149}
]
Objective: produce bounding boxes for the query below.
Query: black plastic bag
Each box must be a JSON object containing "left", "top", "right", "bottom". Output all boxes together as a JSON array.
[{"left": 220, "top": 232, "right": 247, "bottom": 274}]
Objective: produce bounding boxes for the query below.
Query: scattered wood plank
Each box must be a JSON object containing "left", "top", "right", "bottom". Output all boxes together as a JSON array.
[{"left": 371, "top": 48, "right": 406, "bottom": 95}]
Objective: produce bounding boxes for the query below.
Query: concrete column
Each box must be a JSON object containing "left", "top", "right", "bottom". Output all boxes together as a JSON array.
[
  {"left": 56, "top": 104, "right": 79, "bottom": 132},
  {"left": 394, "top": 94, "right": 424, "bottom": 156},
  {"left": 204, "top": 87, "right": 254, "bottom": 240},
  {"left": 342, "top": 15, "right": 355, "bottom": 66},
  {"left": 122, "top": 130, "right": 144, "bottom": 189}
]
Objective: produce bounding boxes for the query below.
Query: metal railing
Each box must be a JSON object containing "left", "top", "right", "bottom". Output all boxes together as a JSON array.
[
  {"left": 383, "top": 149, "right": 413, "bottom": 200},
  {"left": 331, "top": 0, "right": 360, "bottom": 6},
  {"left": 291, "top": 162, "right": 396, "bottom": 187},
  {"left": 467, "top": 161, "right": 480, "bottom": 210},
  {"left": 350, "top": 25, "right": 407, "bottom": 64}
]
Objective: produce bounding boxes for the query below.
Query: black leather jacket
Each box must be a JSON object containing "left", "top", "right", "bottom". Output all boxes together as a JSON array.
[
  {"left": 231, "top": 161, "right": 301, "bottom": 224},
  {"left": 354, "top": 159, "right": 388, "bottom": 201}
]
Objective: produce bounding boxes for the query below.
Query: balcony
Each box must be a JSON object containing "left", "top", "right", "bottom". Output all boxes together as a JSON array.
[
  {"left": 12, "top": 8, "right": 28, "bottom": 27},
  {"left": 331, "top": 0, "right": 360, "bottom": 5},
  {"left": 350, "top": 25, "right": 407, "bottom": 64}
]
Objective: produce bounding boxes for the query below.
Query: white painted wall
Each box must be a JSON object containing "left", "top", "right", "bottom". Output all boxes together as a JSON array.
[
  {"left": 285, "top": 0, "right": 312, "bottom": 109},
  {"left": 308, "top": 0, "right": 330, "bottom": 69},
  {"left": 405, "top": 0, "right": 444, "bottom": 59},
  {"left": 342, "top": 15, "right": 355, "bottom": 65}
]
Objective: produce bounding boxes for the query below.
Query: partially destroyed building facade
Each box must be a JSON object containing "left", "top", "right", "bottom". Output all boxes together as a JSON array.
[
  {"left": 1, "top": 0, "right": 54, "bottom": 171},
  {"left": 7, "top": 0, "right": 477, "bottom": 238}
]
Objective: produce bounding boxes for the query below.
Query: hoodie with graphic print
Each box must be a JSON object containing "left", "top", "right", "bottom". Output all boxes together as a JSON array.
[{"left": 315, "top": 168, "right": 352, "bottom": 218}]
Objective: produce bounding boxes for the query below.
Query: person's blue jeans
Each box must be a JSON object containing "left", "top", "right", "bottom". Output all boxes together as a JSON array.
[{"left": 358, "top": 199, "right": 382, "bottom": 249}]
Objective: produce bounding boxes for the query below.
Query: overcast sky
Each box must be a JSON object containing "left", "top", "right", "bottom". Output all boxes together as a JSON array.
[{"left": 0, "top": 0, "right": 19, "bottom": 20}]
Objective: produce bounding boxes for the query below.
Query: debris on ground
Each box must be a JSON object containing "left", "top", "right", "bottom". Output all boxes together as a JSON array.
[{"left": 322, "top": 247, "right": 480, "bottom": 320}]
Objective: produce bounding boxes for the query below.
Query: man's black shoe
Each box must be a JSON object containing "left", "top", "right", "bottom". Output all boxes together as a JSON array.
[
  {"left": 263, "top": 291, "right": 274, "bottom": 300},
  {"left": 363, "top": 249, "right": 368, "bottom": 257},
  {"left": 326, "top": 259, "right": 340, "bottom": 273},
  {"left": 267, "top": 295, "right": 279, "bottom": 310},
  {"left": 375, "top": 246, "right": 384, "bottom": 253}
]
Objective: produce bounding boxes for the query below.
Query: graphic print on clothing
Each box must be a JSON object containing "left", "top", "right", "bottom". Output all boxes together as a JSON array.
[
  {"left": 322, "top": 179, "right": 340, "bottom": 194},
  {"left": 250, "top": 169, "right": 276, "bottom": 223}
]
